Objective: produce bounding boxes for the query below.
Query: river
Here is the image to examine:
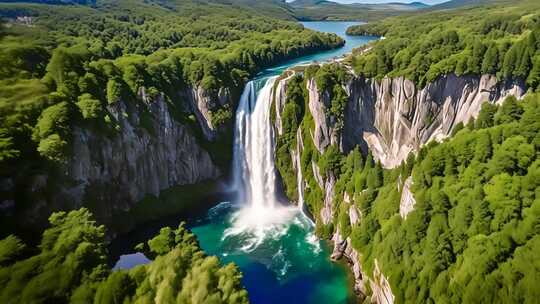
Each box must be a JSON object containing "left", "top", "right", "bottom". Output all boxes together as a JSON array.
[{"left": 112, "top": 21, "right": 377, "bottom": 304}]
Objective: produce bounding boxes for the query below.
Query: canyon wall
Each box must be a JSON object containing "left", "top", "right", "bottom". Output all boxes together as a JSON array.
[
  {"left": 273, "top": 69, "right": 526, "bottom": 303},
  {"left": 344, "top": 74, "right": 525, "bottom": 168},
  {"left": 1, "top": 86, "right": 226, "bottom": 229}
]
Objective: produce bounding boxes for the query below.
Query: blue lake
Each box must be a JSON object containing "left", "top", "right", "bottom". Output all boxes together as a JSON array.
[{"left": 255, "top": 21, "right": 377, "bottom": 80}]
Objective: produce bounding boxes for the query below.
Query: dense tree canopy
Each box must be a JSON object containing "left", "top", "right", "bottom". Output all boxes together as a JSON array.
[
  {"left": 0, "top": 208, "right": 248, "bottom": 303},
  {"left": 346, "top": 0, "right": 540, "bottom": 88}
]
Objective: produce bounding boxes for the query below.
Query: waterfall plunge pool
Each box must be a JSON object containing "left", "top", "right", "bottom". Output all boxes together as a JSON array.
[{"left": 111, "top": 22, "right": 378, "bottom": 304}]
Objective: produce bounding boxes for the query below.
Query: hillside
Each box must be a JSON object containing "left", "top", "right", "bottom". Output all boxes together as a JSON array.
[
  {"left": 346, "top": 0, "right": 540, "bottom": 88},
  {"left": 0, "top": 0, "right": 346, "bottom": 301},
  {"left": 270, "top": 0, "right": 540, "bottom": 302},
  {"left": 1, "top": 0, "right": 539, "bottom": 303},
  {"left": 289, "top": 0, "right": 429, "bottom": 21},
  {"left": 430, "top": 0, "right": 500, "bottom": 10},
  {"left": 0, "top": 0, "right": 431, "bottom": 21}
]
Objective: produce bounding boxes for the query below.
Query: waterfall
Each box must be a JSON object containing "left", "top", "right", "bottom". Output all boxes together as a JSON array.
[
  {"left": 225, "top": 76, "right": 297, "bottom": 251},
  {"left": 232, "top": 77, "right": 280, "bottom": 209},
  {"left": 295, "top": 128, "right": 306, "bottom": 212}
]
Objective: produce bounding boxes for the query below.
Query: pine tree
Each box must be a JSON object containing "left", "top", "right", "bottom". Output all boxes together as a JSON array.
[
  {"left": 476, "top": 102, "right": 498, "bottom": 129},
  {"left": 526, "top": 55, "right": 540, "bottom": 91},
  {"left": 494, "top": 96, "right": 523, "bottom": 124},
  {"left": 514, "top": 47, "right": 531, "bottom": 79},
  {"left": 474, "top": 130, "right": 493, "bottom": 162},
  {"left": 502, "top": 45, "right": 518, "bottom": 78},
  {"left": 481, "top": 44, "right": 499, "bottom": 74}
]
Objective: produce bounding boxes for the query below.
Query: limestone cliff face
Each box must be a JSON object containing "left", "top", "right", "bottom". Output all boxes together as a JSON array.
[
  {"left": 274, "top": 75, "right": 293, "bottom": 137},
  {"left": 399, "top": 176, "right": 415, "bottom": 219},
  {"left": 298, "top": 73, "right": 525, "bottom": 167},
  {"left": 180, "top": 86, "right": 232, "bottom": 141},
  {"left": 272, "top": 69, "right": 525, "bottom": 303},
  {"left": 307, "top": 78, "right": 341, "bottom": 153},
  {"left": 4, "top": 87, "right": 222, "bottom": 227},
  {"left": 344, "top": 74, "right": 525, "bottom": 168}
]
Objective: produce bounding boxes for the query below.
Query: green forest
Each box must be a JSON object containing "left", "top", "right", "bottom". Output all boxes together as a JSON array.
[
  {"left": 1, "top": 0, "right": 540, "bottom": 303},
  {"left": 274, "top": 66, "right": 540, "bottom": 303},
  {"left": 346, "top": 0, "right": 540, "bottom": 88},
  {"left": 341, "top": 93, "right": 539, "bottom": 303},
  {"left": 0, "top": 1, "right": 346, "bottom": 302},
  {"left": 270, "top": 1, "right": 540, "bottom": 301},
  {"left": 0, "top": 208, "right": 248, "bottom": 303}
]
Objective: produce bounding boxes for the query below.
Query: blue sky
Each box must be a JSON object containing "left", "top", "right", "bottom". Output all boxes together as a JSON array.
[{"left": 331, "top": 0, "right": 448, "bottom": 4}]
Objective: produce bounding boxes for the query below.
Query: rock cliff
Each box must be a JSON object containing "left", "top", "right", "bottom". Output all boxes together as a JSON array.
[
  {"left": 399, "top": 176, "right": 415, "bottom": 219},
  {"left": 2, "top": 86, "right": 222, "bottom": 230},
  {"left": 344, "top": 74, "right": 525, "bottom": 167},
  {"left": 181, "top": 86, "right": 232, "bottom": 141},
  {"left": 272, "top": 68, "right": 525, "bottom": 303}
]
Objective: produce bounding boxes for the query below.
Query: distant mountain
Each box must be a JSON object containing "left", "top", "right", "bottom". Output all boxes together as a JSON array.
[
  {"left": 0, "top": 0, "right": 95, "bottom": 4},
  {"left": 288, "top": 0, "right": 335, "bottom": 6},
  {"left": 288, "top": 0, "right": 429, "bottom": 20},
  {"left": 430, "top": 0, "right": 495, "bottom": 9},
  {"left": 397, "top": 1, "right": 430, "bottom": 9},
  {"left": 349, "top": 1, "right": 430, "bottom": 11},
  {"left": 0, "top": 0, "right": 428, "bottom": 21},
  {"left": 290, "top": 0, "right": 429, "bottom": 9},
  {"left": 289, "top": 0, "right": 347, "bottom": 8}
]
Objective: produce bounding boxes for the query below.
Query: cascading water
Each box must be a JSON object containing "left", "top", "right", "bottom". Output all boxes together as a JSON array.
[
  {"left": 194, "top": 22, "right": 378, "bottom": 302},
  {"left": 232, "top": 77, "right": 280, "bottom": 209},
  {"left": 226, "top": 76, "right": 300, "bottom": 251}
]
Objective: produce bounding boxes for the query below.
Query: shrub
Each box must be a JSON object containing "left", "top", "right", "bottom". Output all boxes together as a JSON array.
[
  {"left": 106, "top": 78, "right": 123, "bottom": 104},
  {"left": 33, "top": 101, "right": 73, "bottom": 141},
  {"left": 37, "top": 133, "right": 68, "bottom": 162},
  {"left": 77, "top": 94, "right": 103, "bottom": 120},
  {"left": 210, "top": 105, "right": 233, "bottom": 128}
]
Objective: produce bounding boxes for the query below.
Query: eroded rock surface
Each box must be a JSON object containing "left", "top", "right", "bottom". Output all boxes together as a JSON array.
[
  {"left": 344, "top": 74, "right": 525, "bottom": 168},
  {"left": 399, "top": 176, "right": 416, "bottom": 219},
  {"left": 4, "top": 87, "right": 222, "bottom": 227}
]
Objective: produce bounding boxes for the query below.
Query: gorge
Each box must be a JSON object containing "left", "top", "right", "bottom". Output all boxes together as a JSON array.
[
  {"left": 98, "top": 20, "right": 528, "bottom": 303},
  {"left": 113, "top": 21, "right": 378, "bottom": 304},
  {"left": 1, "top": 1, "right": 539, "bottom": 303}
]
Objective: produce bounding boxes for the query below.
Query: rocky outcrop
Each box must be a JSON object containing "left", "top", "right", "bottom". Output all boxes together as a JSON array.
[
  {"left": 272, "top": 69, "right": 526, "bottom": 303},
  {"left": 181, "top": 86, "right": 232, "bottom": 141},
  {"left": 5, "top": 87, "right": 221, "bottom": 227},
  {"left": 331, "top": 227, "right": 395, "bottom": 304},
  {"left": 300, "top": 73, "right": 526, "bottom": 168},
  {"left": 344, "top": 74, "right": 525, "bottom": 168},
  {"left": 371, "top": 260, "right": 395, "bottom": 304},
  {"left": 307, "top": 78, "right": 341, "bottom": 152},
  {"left": 399, "top": 176, "right": 416, "bottom": 219},
  {"left": 318, "top": 168, "right": 336, "bottom": 225},
  {"left": 274, "top": 75, "right": 294, "bottom": 136},
  {"left": 349, "top": 203, "right": 361, "bottom": 225}
]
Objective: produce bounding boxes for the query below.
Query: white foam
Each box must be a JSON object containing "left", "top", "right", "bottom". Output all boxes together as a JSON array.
[
  {"left": 223, "top": 205, "right": 297, "bottom": 253},
  {"left": 305, "top": 232, "right": 322, "bottom": 254}
]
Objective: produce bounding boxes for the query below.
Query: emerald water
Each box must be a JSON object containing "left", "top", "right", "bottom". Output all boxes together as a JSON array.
[{"left": 113, "top": 22, "right": 377, "bottom": 304}]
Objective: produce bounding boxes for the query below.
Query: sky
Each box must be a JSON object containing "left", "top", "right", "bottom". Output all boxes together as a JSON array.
[{"left": 330, "top": 0, "right": 448, "bottom": 4}]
